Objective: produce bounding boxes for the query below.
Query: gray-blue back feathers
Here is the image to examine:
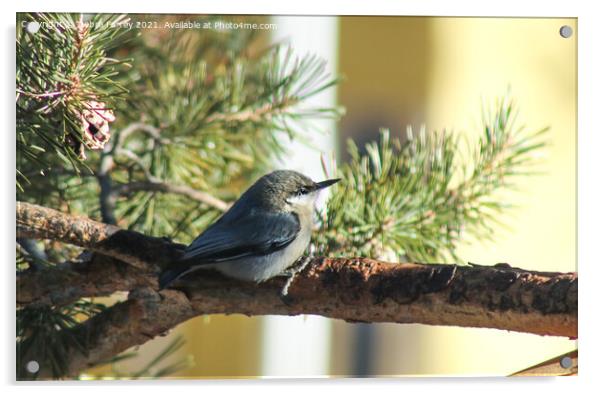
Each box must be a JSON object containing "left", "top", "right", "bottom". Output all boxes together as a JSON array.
[{"left": 159, "top": 170, "right": 316, "bottom": 288}]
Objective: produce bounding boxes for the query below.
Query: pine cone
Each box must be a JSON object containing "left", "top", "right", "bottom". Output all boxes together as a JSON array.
[{"left": 77, "top": 99, "right": 116, "bottom": 159}]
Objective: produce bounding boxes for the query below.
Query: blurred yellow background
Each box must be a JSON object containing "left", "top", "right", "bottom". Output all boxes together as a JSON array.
[{"left": 87, "top": 16, "right": 577, "bottom": 378}]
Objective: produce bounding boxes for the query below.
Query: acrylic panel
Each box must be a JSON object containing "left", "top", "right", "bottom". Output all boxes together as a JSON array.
[{"left": 16, "top": 13, "right": 577, "bottom": 380}]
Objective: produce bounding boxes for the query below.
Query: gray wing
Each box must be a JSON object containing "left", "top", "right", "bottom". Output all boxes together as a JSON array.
[{"left": 180, "top": 211, "right": 301, "bottom": 264}]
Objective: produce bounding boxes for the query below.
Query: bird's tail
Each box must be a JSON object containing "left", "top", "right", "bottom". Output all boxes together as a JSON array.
[{"left": 159, "top": 264, "right": 191, "bottom": 290}]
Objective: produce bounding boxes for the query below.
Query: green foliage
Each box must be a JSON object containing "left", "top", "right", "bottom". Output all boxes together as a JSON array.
[
  {"left": 313, "top": 98, "right": 548, "bottom": 263},
  {"left": 84, "top": 335, "right": 193, "bottom": 379},
  {"left": 17, "top": 14, "right": 342, "bottom": 242},
  {"left": 109, "top": 42, "right": 341, "bottom": 239},
  {"left": 17, "top": 300, "right": 105, "bottom": 378},
  {"left": 16, "top": 13, "right": 343, "bottom": 379},
  {"left": 16, "top": 13, "right": 131, "bottom": 190}
]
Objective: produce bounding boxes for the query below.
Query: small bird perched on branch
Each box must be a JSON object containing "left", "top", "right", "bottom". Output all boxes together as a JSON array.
[{"left": 159, "top": 170, "right": 340, "bottom": 295}]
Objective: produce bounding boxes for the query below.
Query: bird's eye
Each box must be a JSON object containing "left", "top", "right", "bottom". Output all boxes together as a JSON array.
[{"left": 297, "top": 187, "right": 309, "bottom": 196}]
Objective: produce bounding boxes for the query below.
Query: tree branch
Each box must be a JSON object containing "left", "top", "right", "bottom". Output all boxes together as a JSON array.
[
  {"left": 510, "top": 350, "right": 577, "bottom": 376},
  {"left": 17, "top": 253, "right": 157, "bottom": 307},
  {"left": 16, "top": 201, "right": 577, "bottom": 379},
  {"left": 204, "top": 100, "right": 296, "bottom": 123},
  {"left": 113, "top": 180, "right": 230, "bottom": 212},
  {"left": 97, "top": 143, "right": 118, "bottom": 225},
  {"left": 16, "top": 201, "right": 181, "bottom": 270}
]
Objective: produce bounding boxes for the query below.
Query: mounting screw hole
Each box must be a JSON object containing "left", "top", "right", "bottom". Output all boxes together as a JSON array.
[
  {"left": 560, "top": 356, "right": 573, "bottom": 369},
  {"left": 26, "top": 360, "right": 40, "bottom": 373},
  {"left": 559, "top": 25, "right": 573, "bottom": 38}
]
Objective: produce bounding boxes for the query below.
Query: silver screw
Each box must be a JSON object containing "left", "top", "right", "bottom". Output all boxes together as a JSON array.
[
  {"left": 26, "top": 21, "right": 40, "bottom": 34},
  {"left": 560, "top": 356, "right": 573, "bottom": 369},
  {"left": 559, "top": 25, "right": 573, "bottom": 38},
  {"left": 26, "top": 360, "right": 40, "bottom": 374}
]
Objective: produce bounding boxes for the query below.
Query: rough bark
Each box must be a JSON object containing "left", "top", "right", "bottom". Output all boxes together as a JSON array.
[
  {"left": 17, "top": 253, "right": 157, "bottom": 307},
  {"left": 16, "top": 201, "right": 578, "bottom": 379},
  {"left": 16, "top": 202, "right": 182, "bottom": 270}
]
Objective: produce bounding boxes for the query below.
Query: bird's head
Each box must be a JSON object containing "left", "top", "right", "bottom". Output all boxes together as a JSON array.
[{"left": 248, "top": 170, "right": 340, "bottom": 213}]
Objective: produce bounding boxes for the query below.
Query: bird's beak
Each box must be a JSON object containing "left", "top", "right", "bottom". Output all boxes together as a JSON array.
[{"left": 314, "top": 178, "right": 341, "bottom": 190}]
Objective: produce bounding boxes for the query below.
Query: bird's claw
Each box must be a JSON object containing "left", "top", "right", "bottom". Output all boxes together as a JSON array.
[
  {"left": 282, "top": 256, "right": 312, "bottom": 277},
  {"left": 278, "top": 256, "right": 312, "bottom": 304},
  {"left": 279, "top": 291, "right": 295, "bottom": 306},
  {"left": 279, "top": 272, "right": 296, "bottom": 304}
]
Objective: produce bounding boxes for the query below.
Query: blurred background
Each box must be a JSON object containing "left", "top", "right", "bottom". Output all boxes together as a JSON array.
[{"left": 81, "top": 16, "right": 576, "bottom": 378}]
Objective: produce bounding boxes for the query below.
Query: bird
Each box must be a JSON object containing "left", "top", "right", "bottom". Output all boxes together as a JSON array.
[{"left": 159, "top": 170, "right": 340, "bottom": 292}]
